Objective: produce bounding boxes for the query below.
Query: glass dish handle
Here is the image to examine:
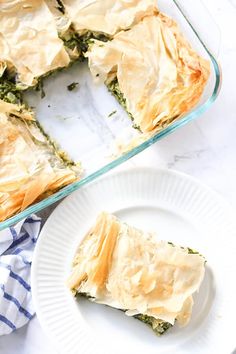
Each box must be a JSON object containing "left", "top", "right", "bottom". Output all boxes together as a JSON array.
[{"left": 174, "top": 0, "right": 222, "bottom": 58}]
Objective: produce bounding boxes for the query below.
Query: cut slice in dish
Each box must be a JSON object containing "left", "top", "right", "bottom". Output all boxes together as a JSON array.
[
  {"left": 0, "top": 99, "right": 80, "bottom": 222},
  {"left": 87, "top": 13, "right": 210, "bottom": 133},
  {"left": 0, "top": 0, "right": 70, "bottom": 88},
  {"left": 67, "top": 212, "right": 206, "bottom": 335}
]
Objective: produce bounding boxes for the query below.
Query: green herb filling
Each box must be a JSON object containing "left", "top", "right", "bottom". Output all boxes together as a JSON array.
[
  {"left": 134, "top": 314, "right": 173, "bottom": 336},
  {"left": 76, "top": 293, "right": 172, "bottom": 336},
  {"left": 0, "top": 77, "right": 23, "bottom": 104},
  {"left": 107, "top": 78, "right": 134, "bottom": 121},
  {"left": 63, "top": 31, "right": 110, "bottom": 58}
]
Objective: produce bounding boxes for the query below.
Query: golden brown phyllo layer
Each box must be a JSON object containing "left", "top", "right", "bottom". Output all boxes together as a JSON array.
[{"left": 68, "top": 212, "right": 205, "bottom": 334}]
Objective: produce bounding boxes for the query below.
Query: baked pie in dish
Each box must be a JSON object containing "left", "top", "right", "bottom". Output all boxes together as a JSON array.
[
  {"left": 0, "top": 0, "right": 211, "bottom": 222},
  {"left": 67, "top": 212, "right": 205, "bottom": 335}
]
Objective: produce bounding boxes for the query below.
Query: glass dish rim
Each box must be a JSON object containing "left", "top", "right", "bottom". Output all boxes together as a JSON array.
[{"left": 0, "top": 0, "right": 222, "bottom": 230}]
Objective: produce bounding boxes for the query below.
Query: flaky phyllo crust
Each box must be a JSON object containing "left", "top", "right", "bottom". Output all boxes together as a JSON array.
[
  {"left": 0, "top": 100, "right": 78, "bottom": 221},
  {"left": 87, "top": 13, "right": 210, "bottom": 133},
  {"left": 68, "top": 213, "right": 205, "bottom": 327}
]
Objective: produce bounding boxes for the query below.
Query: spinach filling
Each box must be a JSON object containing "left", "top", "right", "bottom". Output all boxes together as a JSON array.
[
  {"left": 76, "top": 293, "right": 172, "bottom": 336},
  {"left": 0, "top": 75, "right": 23, "bottom": 105},
  {"left": 107, "top": 78, "right": 132, "bottom": 118},
  {"left": 62, "top": 31, "right": 110, "bottom": 58},
  {"left": 134, "top": 314, "right": 173, "bottom": 335},
  {"left": 106, "top": 78, "right": 137, "bottom": 127}
]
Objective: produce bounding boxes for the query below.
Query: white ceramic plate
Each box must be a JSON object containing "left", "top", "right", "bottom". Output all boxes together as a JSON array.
[{"left": 31, "top": 168, "right": 236, "bottom": 354}]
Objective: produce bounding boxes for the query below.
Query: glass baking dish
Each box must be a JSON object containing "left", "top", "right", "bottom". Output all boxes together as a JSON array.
[{"left": 0, "top": 0, "right": 221, "bottom": 230}]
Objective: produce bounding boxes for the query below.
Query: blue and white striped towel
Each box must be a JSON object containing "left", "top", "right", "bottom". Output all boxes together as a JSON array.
[{"left": 0, "top": 215, "right": 41, "bottom": 335}]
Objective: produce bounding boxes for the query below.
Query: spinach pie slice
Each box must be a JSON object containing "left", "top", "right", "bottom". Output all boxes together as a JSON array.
[
  {"left": 0, "top": 99, "right": 79, "bottom": 221},
  {"left": 87, "top": 13, "right": 210, "bottom": 133},
  {"left": 68, "top": 212, "right": 205, "bottom": 335}
]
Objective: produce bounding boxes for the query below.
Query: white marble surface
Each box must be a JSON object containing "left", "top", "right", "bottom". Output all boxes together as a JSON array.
[{"left": 1, "top": 0, "right": 236, "bottom": 353}]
